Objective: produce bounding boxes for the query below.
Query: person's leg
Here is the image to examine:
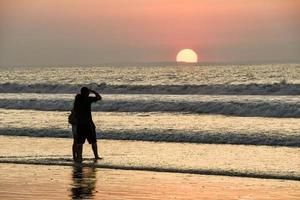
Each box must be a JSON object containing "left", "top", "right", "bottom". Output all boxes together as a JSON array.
[
  {"left": 76, "top": 144, "right": 83, "bottom": 163},
  {"left": 72, "top": 125, "right": 77, "bottom": 161},
  {"left": 88, "top": 125, "right": 100, "bottom": 159},
  {"left": 75, "top": 125, "right": 86, "bottom": 162},
  {"left": 72, "top": 142, "right": 77, "bottom": 161},
  {"left": 91, "top": 143, "right": 100, "bottom": 159}
]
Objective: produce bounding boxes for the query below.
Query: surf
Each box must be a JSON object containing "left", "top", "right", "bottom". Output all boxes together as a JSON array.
[
  {"left": 0, "top": 157, "right": 299, "bottom": 181},
  {"left": 1, "top": 94, "right": 300, "bottom": 117}
]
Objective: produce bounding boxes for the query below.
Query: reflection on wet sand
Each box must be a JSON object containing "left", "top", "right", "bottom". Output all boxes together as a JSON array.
[{"left": 71, "top": 164, "right": 97, "bottom": 199}]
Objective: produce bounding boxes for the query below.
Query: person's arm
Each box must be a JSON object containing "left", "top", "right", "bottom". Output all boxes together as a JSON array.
[{"left": 89, "top": 89, "right": 102, "bottom": 101}]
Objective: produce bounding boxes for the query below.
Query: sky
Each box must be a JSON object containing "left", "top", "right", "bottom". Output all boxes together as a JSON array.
[{"left": 0, "top": 0, "right": 299, "bottom": 66}]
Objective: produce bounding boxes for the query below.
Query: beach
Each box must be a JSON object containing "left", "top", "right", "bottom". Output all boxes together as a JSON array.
[{"left": 0, "top": 136, "right": 300, "bottom": 200}]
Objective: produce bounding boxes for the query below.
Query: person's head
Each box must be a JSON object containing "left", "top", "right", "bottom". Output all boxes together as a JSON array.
[{"left": 80, "top": 87, "right": 90, "bottom": 98}]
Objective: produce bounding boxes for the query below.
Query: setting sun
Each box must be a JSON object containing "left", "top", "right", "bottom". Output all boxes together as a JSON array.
[{"left": 176, "top": 49, "right": 198, "bottom": 63}]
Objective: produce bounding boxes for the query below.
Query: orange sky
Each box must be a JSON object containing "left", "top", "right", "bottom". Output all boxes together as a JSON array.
[{"left": 0, "top": 0, "right": 299, "bottom": 65}]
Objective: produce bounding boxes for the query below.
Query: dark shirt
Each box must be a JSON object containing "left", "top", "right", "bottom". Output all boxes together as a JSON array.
[{"left": 73, "top": 94, "right": 100, "bottom": 125}]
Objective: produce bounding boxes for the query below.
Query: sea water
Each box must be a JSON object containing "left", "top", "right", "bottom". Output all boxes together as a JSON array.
[{"left": 0, "top": 64, "right": 299, "bottom": 180}]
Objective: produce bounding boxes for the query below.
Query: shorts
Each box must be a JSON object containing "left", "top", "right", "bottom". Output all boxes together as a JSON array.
[{"left": 76, "top": 122, "right": 97, "bottom": 144}]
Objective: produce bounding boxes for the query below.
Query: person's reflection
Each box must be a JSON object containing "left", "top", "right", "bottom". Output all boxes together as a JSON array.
[{"left": 71, "top": 164, "right": 97, "bottom": 199}]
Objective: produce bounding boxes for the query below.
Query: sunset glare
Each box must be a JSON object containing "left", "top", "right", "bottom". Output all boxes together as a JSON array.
[{"left": 176, "top": 49, "right": 198, "bottom": 63}]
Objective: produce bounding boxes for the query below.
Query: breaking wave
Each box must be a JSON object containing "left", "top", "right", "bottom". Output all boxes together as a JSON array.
[
  {"left": 1, "top": 82, "right": 300, "bottom": 95},
  {"left": 0, "top": 98, "right": 299, "bottom": 117},
  {"left": 0, "top": 128, "right": 299, "bottom": 147}
]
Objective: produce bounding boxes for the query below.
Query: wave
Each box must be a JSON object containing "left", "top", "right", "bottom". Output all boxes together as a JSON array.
[
  {"left": 1, "top": 98, "right": 299, "bottom": 117},
  {"left": 1, "top": 82, "right": 300, "bottom": 95},
  {"left": 1, "top": 128, "right": 299, "bottom": 147},
  {"left": 0, "top": 157, "right": 299, "bottom": 181}
]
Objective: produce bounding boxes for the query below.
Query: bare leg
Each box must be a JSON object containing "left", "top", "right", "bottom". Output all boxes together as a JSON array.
[
  {"left": 72, "top": 143, "right": 77, "bottom": 161},
  {"left": 76, "top": 144, "right": 83, "bottom": 163},
  {"left": 92, "top": 143, "right": 100, "bottom": 159},
  {"left": 72, "top": 125, "right": 78, "bottom": 161}
]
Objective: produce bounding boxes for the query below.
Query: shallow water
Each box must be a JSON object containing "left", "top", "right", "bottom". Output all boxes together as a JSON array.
[
  {"left": 0, "top": 136, "right": 299, "bottom": 180},
  {"left": 1, "top": 163, "right": 300, "bottom": 200}
]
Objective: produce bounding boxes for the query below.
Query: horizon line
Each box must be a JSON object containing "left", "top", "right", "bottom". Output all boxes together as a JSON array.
[{"left": 1, "top": 60, "right": 300, "bottom": 68}]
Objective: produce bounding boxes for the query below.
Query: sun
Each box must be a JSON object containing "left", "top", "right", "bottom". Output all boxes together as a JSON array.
[{"left": 176, "top": 49, "right": 198, "bottom": 63}]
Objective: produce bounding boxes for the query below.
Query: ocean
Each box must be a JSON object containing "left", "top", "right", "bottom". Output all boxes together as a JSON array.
[{"left": 0, "top": 63, "right": 300, "bottom": 181}]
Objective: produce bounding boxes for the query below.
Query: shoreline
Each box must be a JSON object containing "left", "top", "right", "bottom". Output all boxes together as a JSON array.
[
  {"left": 1, "top": 160, "right": 299, "bottom": 182},
  {"left": 0, "top": 135, "right": 299, "bottom": 181}
]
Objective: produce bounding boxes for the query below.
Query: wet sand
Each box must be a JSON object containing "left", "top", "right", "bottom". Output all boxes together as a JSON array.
[
  {"left": 0, "top": 163, "right": 300, "bottom": 200},
  {"left": 0, "top": 136, "right": 300, "bottom": 199}
]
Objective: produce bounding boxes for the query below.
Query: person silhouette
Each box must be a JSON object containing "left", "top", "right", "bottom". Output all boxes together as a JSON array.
[{"left": 72, "top": 87, "right": 102, "bottom": 162}]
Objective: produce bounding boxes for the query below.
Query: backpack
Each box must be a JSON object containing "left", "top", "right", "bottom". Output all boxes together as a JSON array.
[{"left": 68, "top": 109, "right": 77, "bottom": 125}]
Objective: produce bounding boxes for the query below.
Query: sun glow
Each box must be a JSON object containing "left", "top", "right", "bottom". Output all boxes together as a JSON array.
[{"left": 176, "top": 49, "right": 198, "bottom": 63}]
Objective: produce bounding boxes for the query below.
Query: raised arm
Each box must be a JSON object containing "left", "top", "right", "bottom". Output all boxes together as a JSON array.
[{"left": 89, "top": 89, "right": 102, "bottom": 101}]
